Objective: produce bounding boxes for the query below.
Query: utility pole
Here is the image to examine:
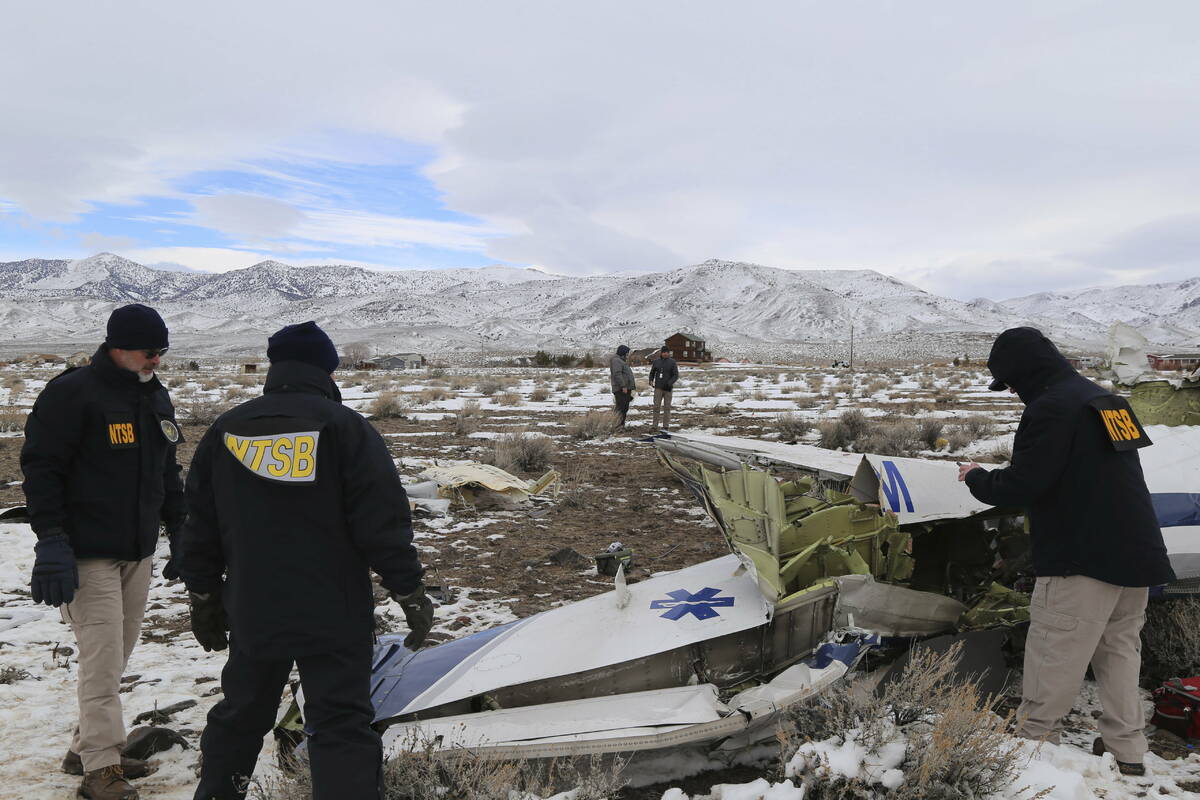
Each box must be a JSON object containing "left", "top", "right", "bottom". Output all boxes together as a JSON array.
[{"left": 849, "top": 322, "right": 855, "bottom": 370}]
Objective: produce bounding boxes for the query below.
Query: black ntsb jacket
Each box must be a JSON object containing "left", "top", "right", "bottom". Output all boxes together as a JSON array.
[
  {"left": 965, "top": 329, "right": 1174, "bottom": 587},
  {"left": 21, "top": 345, "right": 185, "bottom": 560},
  {"left": 649, "top": 356, "right": 679, "bottom": 391},
  {"left": 179, "top": 360, "right": 424, "bottom": 657}
]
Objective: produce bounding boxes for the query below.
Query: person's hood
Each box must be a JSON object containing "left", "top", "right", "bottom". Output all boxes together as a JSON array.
[
  {"left": 986, "top": 327, "right": 1075, "bottom": 403},
  {"left": 264, "top": 360, "right": 342, "bottom": 402}
]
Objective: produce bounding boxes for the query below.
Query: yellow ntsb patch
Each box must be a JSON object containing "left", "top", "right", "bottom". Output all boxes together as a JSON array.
[{"left": 224, "top": 430, "right": 319, "bottom": 482}]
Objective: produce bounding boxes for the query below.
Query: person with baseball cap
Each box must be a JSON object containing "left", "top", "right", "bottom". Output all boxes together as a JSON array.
[
  {"left": 179, "top": 321, "right": 429, "bottom": 799},
  {"left": 648, "top": 345, "right": 679, "bottom": 431},
  {"left": 958, "top": 327, "right": 1173, "bottom": 776},
  {"left": 22, "top": 303, "right": 186, "bottom": 799}
]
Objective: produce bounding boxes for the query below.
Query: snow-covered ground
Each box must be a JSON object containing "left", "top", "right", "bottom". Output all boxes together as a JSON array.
[{"left": 2, "top": 361, "right": 1197, "bottom": 798}]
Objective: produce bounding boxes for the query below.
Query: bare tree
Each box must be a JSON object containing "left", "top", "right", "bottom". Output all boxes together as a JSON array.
[{"left": 342, "top": 341, "right": 371, "bottom": 367}]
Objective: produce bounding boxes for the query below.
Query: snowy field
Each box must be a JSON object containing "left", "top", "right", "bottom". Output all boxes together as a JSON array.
[{"left": 1, "top": 359, "right": 1198, "bottom": 798}]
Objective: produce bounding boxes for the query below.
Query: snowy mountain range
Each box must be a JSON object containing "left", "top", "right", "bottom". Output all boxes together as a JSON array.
[{"left": 0, "top": 253, "right": 1195, "bottom": 360}]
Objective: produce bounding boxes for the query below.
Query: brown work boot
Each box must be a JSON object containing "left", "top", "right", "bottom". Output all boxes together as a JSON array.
[
  {"left": 77, "top": 764, "right": 139, "bottom": 799},
  {"left": 1092, "top": 737, "right": 1146, "bottom": 776},
  {"left": 63, "top": 750, "right": 151, "bottom": 778}
]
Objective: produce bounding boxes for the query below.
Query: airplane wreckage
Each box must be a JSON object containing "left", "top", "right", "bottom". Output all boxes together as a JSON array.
[{"left": 271, "top": 366, "right": 1200, "bottom": 771}]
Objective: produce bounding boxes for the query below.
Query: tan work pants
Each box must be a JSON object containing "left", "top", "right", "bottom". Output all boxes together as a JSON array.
[
  {"left": 652, "top": 388, "right": 672, "bottom": 430},
  {"left": 1017, "top": 574, "right": 1149, "bottom": 763},
  {"left": 60, "top": 557, "right": 153, "bottom": 772}
]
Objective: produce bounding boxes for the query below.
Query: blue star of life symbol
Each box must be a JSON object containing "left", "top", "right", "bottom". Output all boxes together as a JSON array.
[{"left": 650, "top": 587, "right": 736, "bottom": 621}]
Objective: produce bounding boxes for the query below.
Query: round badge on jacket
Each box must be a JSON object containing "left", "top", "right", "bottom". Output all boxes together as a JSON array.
[{"left": 160, "top": 418, "right": 182, "bottom": 443}]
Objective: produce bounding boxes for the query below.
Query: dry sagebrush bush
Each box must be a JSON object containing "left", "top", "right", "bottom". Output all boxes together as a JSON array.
[
  {"left": 568, "top": 409, "right": 618, "bottom": 440},
  {"left": 1140, "top": 596, "right": 1200, "bottom": 686},
  {"left": 418, "top": 387, "right": 453, "bottom": 404},
  {"left": 453, "top": 400, "right": 483, "bottom": 436},
  {"left": 774, "top": 411, "right": 812, "bottom": 442},
  {"left": 181, "top": 399, "right": 234, "bottom": 426},
  {"left": 475, "top": 377, "right": 511, "bottom": 396},
  {"left": 250, "top": 743, "right": 625, "bottom": 800},
  {"left": 529, "top": 386, "right": 552, "bottom": 402},
  {"left": 487, "top": 430, "right": 555, "bottom": 474},
  {"left": 786, "top": 642, "right": 1025, "bottom": 800},
  {"left": 495, "top": 391, "right": 522, "bottom": 407},
  {"left": 0, "top": 407, "right": 27, "bottom": 432},
  {"left": 369, "top": 391, "right": 411, "bottom": 419}
]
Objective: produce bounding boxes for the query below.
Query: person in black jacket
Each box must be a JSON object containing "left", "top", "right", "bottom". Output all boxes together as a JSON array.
[
  {"left": 21, "top": 303, "right": 184, "bottom": 799},
  {"left": 648, "top": 345, "right": 679, "bottom": 431},
  {"left": 958, "top": 327, "right": 1173, "bottom": 775},
  {"left": 180, "top": 321, "right": 430, "bottom": 800}
]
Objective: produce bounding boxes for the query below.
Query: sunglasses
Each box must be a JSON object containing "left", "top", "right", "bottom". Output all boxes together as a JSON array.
[{"left": 142, "top": 348, "right": 169, "bottom": 358}]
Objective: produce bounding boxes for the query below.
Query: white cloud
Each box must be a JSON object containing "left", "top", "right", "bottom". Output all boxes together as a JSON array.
[
  {"left": 1, "top": 2, "right": 1198, "bottom": 297},
  {"left": 191, "top": 194, "right": 306, "bottom": 241}
]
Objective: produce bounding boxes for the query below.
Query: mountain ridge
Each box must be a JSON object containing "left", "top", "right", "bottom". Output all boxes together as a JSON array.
[{"left": 0, "top": 253, "right": 1194, "bottom": 359}]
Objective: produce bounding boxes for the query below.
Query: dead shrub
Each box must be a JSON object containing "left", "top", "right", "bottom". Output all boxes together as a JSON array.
[
  {"left": 916, "top": 418, "right": 944, "bottom": 451},
  {"left": 476, "top": 377, "right": 510, "bottom": 396},
  {"left": 0, "top": 407, "right": 27, "bottom": 432},
  {"left": 694, "top": 384, "right": 722, "bottom": 397},
  {"left": 0, "top": 665, "right": 32, "bottom": 684},
  {"left": 987, "top": 443, "right": 1013, "bottom": 463},
  {"left": 495, "top": 391, "right": 522, "bottom": 407},
  {"left": 3, "top": 376, "right": 26, "bottom": 393},
  {"left": 453, "top": 401, "right": 483, "bottom": 436},
  {"left": 448, "top": 376, "right": 474, "bottom": 390},
  {"left": 251, "top": 740, "right": 626, "bottom": 800},
  {"left": 369, "top": 391, "right": 411, "bottom": 419},
  {"left": 774, "top": 411, "right": 812, "bottom": 442},
  {"left": 792, "top": 394, "right": 819, "bottom": 409},
  {"left": 962, "top": 415, "right": 995, "bottom": 438},
  {"left": 817, "top": 409, "right": 870, "bottom": 450},
  {"left": 568, "top": 409, "right": 618, "bottom": 440},
  {"left": 857, "top": 419, "right": 919, "bottom": 457},
  {"left": 529, "top": 386, "right": 552, "bottom": 402},
  {"left": 181, "top": 399, "right": 233, "bottom": 426},
  {"left": 786, "top": 642, "right": 1024, "bottom": 800},
  {"left": 1140, "top": 597, "right": 1200, "bottom": 686},
  {"left": 418, "top": 387, "right": 452, "bottom": 404},
  {"left": 710, "top": 402, "right": 734, "bottom": 415},
  {"left": 945, "top": 427, "right": 974, "bottom": 451},
  {"left": 487, "top": 430, "right": 555, "bottom": 474}
]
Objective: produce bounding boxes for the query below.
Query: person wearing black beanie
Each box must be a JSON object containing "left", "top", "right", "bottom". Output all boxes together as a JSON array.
[
  {"left": 266, "top": 320, "right": 340, "bottom": 374},
  {"left": 21, "top": 303, "right": 185, "bottom": 796},
  {"left": 179, "top": 321, "right": 427, "bottom": 799}
]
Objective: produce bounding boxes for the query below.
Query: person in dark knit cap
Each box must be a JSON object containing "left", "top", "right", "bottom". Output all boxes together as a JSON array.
[
  {"left": 958, "top": 326, "right": 1173, "bottom": 776},
  {"left": 609, "top": 344, "right": 636, "bottom": 428},
  {"left": 22, "top": 303, "right": 184, "bottom": 799},
  {"left": 180, "top": 320, "right": 429, "bottom": 800}
]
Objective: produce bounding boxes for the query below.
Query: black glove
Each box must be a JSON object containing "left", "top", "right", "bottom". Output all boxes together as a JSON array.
[
  {"left": 30, "top": 532, "right": 78, "bottom": 607},
  {"left": 390, "top": 585, "right": 434, "bottom": 649},
  {"left": 189, "top": 590, "right": 228, "bottom": 652},
  {"left": 162, "top": 522, "right": 183, "bottom": 581}
]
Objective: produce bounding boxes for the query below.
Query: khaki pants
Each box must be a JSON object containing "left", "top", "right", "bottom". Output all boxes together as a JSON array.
[
  {"left": 1017, "top": 574, "right": 1149, "bottom": 763},
  {"left": 652, "top": 388, "right": 672, "bottom": 430},
  {"left": 60, "top": 557, "right": 152, "bottom": 772}
]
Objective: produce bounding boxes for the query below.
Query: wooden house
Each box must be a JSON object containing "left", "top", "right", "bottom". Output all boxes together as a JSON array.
[
  {"left": 1148, "top": 353, "right": 1200, "bottom": 371},
  {"left": 664, "top": 332, "right": 712, "bottom": 363},
  {"left": 626, "top": 347, "right": 659, "bottom": 367}
]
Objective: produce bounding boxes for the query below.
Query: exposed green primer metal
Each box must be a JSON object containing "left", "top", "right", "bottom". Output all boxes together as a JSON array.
[
  {"left": 959, "top": 582, "right": 1031, "bottom": 629},
  {"left": 660, "top": 449, "right": 1031, "bottom": 630},
  {"left": 1130, "top": 380, "right": 1200, "bottom": 427},
  {"left": 694, "top": 461, "right": 908, "bottom": 600}
]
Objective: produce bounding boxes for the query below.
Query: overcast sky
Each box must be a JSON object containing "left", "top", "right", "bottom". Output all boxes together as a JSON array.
[{"left": 1, "top": 1, "right": 1197, "bottom": 300}]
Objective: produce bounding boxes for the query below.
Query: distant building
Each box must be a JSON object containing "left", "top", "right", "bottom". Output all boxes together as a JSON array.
[
  {"left": 1148, "top": 353, "right": 1200, "bottom": 371},
  {"left": 242, "top": 363, "right": 259, "bottom": 374},
  {"left": 664, "top": 332, "right": 712, "bottom": 363},
  {"left": 1063, "top": 355, "right": 1102, "bottom": 370},
  {"left": 626, "top": 347, "right": 659, "bottom": 367},
  {"left": 376, "top": 353, "right": 426, "bottom": 370}
]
